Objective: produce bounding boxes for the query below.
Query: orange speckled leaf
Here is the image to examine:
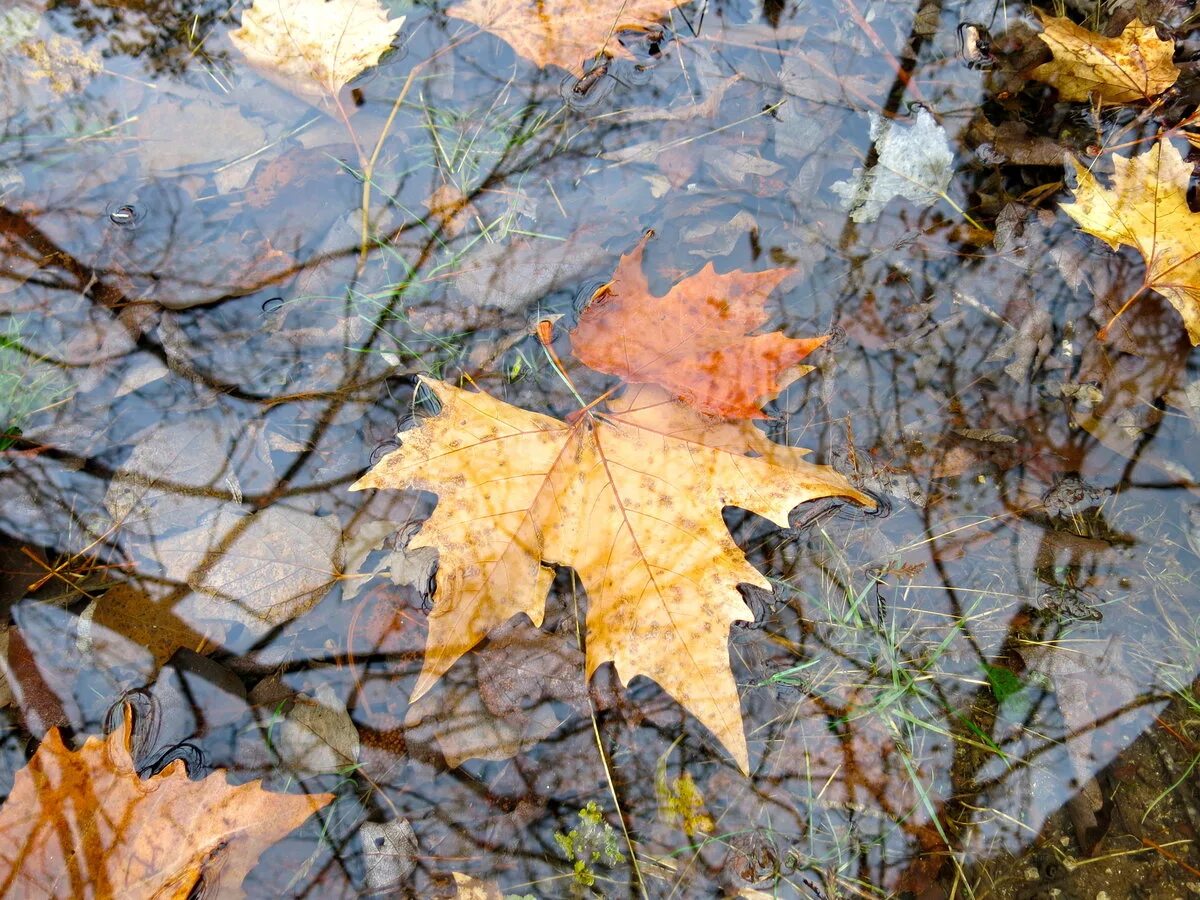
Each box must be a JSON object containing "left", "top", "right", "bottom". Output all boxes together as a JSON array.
[
  {"left": 351, "top": 378, "right": 872, "bottom": 771},
  {"left": 570, "top": 233, "right": 826, "bottom": 419},
  {"left": 0, "top": 717, "right": 331, "bottom": 899},
  {"left": 447, "top": 0, "right": 689, "bottom": 76}
]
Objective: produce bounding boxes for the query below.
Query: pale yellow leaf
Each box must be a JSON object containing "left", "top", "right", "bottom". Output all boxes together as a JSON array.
[{"left": 231, "top": 0, "right": 404, "bottom": 109}]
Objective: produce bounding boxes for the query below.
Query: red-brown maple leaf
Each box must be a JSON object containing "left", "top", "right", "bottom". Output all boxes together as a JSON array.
[{"left": 569, "top": 233, "right": 826, "bottom": 418}]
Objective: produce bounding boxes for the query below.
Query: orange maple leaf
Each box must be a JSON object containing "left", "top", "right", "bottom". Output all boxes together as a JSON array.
[
  {"left": 448, "top": 0, "right": 687, "bottom": 75},
  {"left": 0, "top": 716, "right": 331, "bottom": 899},
  {"left": 351, "top": 377, "right": 872, "bottom": 771},
  {"left": 570, "top": 232, "right": 827, "bottom": 419}
]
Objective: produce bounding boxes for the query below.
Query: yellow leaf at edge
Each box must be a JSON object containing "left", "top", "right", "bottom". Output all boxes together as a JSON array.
[
  {"left": 1030, "top": 12, "right": 1179, "bottom": 104},
  {"left": 351, "top": 378, "right": 872, "bottom": 772},
  {"left": 1061, "top": 140, "right": 1200, "bottom": 344},
  {"left": 231, "top": 0, "right": 404, "bottom": 109}
]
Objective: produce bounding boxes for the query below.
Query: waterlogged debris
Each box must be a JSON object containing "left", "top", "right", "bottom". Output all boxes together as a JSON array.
[
  {"left": 1061, "top": 140, "right": 1200, "bottom": 343},
  {"left": 554, "top": 802, "right": 626, "bottom": 889},
  {"left": 361, "top": 819, "right": 418, "bottom": 894},
  {"left": 655, "top": 750, "right": 715, "bottom": 837},
  {"left": 231, "top": 0, "right": 405, "bottom": 109},
  {"left": 831, "top": 108, "right": 953, "bottom": 224},
  {"left": 448, "top": 0, "right": 686, "bottom": 75},
  {"left": 273, "top": 683, "right": 360, "bottom": 775},
  {"left": 0, "top": 717, "right": 331, "bottom": 898},
  {"left": 425, "top": 183, "right": 479, "bottom": 239},
  {"left": 1030, "top": 12, "right": 1179, "bottom": 104}
]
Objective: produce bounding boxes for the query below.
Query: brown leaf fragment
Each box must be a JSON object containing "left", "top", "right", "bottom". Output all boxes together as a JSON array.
[
  {"left": 405, "top": 619, "right": 586, "bottom": 767},
  {"left": 91, "top": 582, "right": 224, "bottom": 668},
  {"left": 0, "top": 717, "right": 331, "bottom": 899},
  {"left": 1030, "top": 12, "right": 1179, "bottom": 104},
  {"left": 453, "top": 872, "right": 505, "bottom": 900},
  {"left": 425, "top": 183, "right": 478, "bottom": 239},
  {"left": 571, "top": 233, "right": 825, "bottom": 419}
]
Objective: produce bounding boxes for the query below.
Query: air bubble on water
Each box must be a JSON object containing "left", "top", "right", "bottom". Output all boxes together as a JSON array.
[
  {"left": 261, "top": 296, "right": 285, "bottom": 313},
  {"left": 107, "top": 203, "right": 141, "bottom": 227},
  {"left": 370, "top": 440, "right": 400, "bottom": 465}
]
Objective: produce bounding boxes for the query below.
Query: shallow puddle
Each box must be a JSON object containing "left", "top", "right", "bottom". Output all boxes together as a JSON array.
[{"left": 1, "top": 0, "right": 1199, "bottom": 896}]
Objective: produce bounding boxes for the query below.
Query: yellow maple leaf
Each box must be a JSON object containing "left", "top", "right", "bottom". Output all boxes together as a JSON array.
[
  {"left": 1030, "top": 12, "right": 1179, "bottom": 104},
  {"left": 447, "top": 0, "right": 687, "bottom": 75},
  {"left": 231, "top": 0, "right": 404, "bottom": 110},
  {"left": 351, "top": 378, "right": 871, "bottom": 771},
  {"left": 1061, "top": 140, "right": 1200, "bottom": 344}
]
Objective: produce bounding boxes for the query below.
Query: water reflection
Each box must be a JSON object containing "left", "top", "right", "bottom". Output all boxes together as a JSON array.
[{"left": 1, "top": 0, "right": 1198, "bottom": 896}]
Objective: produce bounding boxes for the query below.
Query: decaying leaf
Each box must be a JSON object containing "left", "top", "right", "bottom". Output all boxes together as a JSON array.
[
  {"left": 0, "top": 717, "right": 331, "bottom": 899},
  {"left": 1030, "top": 12, "right": 1179, "bottom": 104},
  {"left": 1061, "top": 140, "right": 1200, "bottom": 343},
  {"left": 405, "top": 618, "right": 587, "bottom": 766},
  {"left": 151, "top": 506, "right": 344, "bottom": 637},
  {"left": 831, "top": 108, "right": 953, "bottom": 224},
  {"left": 230, "top": 0, "right": 404, "bottom": 109},
  {"left": 351, "top": 378, "right": 871, "bottom": 771},
  {"left": 570, "top": 233, "right": 824, "bottom": 419},
  {"left": 273, "top": 683, "right": 360, "bottom": 775},
  {"left": 103, "top": 419, "right": 238, "bottom": 536},
  {"left": 90, "top": 582, "right": 224, "bottom": 668},
  {"left": 426, "top": 183, "right": 479, "bottom": 239},
  {"left": 447, "top": 0, "right": 687, "bottom": 75},
  {"left": 361, "top": 818, "right": 418, "bottom": 894}
]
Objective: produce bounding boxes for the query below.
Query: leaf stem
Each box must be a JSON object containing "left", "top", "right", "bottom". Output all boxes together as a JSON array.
[
  {"left": 1097, "top": 283, "right": 1148, "bottom": 341},
  {"left": 536, "top": 319, "right": 590, "bottom": 411},
  {"left": 570, "top": 573, "right": 648, "bottom": 900}
]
